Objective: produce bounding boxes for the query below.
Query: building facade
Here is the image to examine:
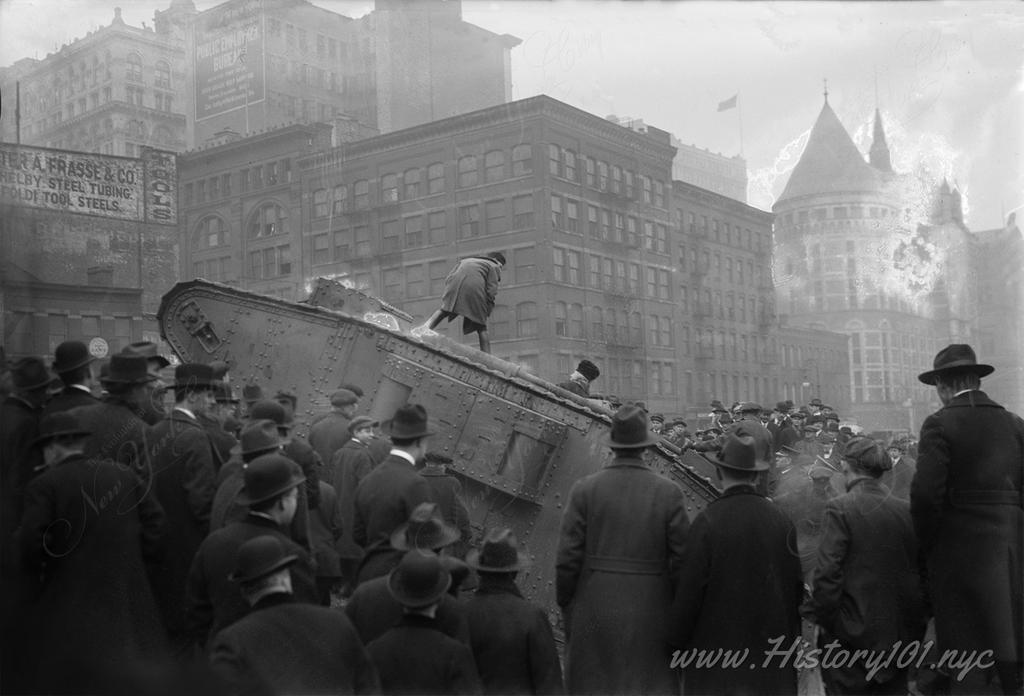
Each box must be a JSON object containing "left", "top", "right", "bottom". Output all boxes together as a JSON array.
[
  {"left": 671, "top": 138, "right": 748, "bottom": 203},
  {"left": 772, "top": 98, "right": 978, "bottom": 432}
]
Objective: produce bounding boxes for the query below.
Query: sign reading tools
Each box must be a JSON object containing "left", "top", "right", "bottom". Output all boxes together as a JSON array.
[{"left": 0, "top": 143, "right": 177, "bottom": 226}]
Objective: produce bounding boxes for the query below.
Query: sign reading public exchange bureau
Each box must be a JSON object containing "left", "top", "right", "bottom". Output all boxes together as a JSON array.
[{"left": 0, "top": 143, "right": 177, "bottom": 226}]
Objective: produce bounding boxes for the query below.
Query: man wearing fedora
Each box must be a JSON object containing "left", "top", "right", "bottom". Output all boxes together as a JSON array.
[
  {"left": 208, "top": 535, "right": 379, "bottom": 695},
  {"left": 198, "top": 379, "right": 239, "bottom": 474},
  {"left": 309, "top": 388, "right": 359, "bottom": 466},
  {"left": 353, "top": 404, "right": 436, "bottom": 550},
  {"left": 417, "top": 251, "right": 507, "bottom": 354},
  {"left": 557, "top": 359, "right": 601, "bottom": 398},
  {"left": 120, "top": 340, "right": 172, "bottom": 425},
  {"left": 186, "top": 452, "right": 318, "bottom": 649},
  {"left": 670, "top": 425, "right": 803, "bottom": 696},
  {"left": 366, "top": 549, "right": 482, "bottom": 695},
  {"left": 42, "top": 340, "right": 99, "bottom": 417},
  {"left": 16, "top": 412, "right": 167, "bottom": 692},
  {"left": 346, "top": 503, "right": 470, "bottom": 645},
  {"left": 147, "top": 362, "right": 219, "bottom": 656},
  {"left": 464, "top": 528, "right": 563, "bottom": 695},
  {"left": 912, "top": 344, "right": 1024, "bottom": 695},
  {"left": 556, "top": 404, "right": 688, "bottom": 695}
]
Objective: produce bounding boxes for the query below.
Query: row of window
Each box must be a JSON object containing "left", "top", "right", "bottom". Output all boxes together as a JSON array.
[
  {"left": 682, "top": 246, "right": 767, "bottom": 289},
  {"left": 679, "top": 286, "right": 774, "bottom": 324},
  {"left": 676, "top": 210, "right": 766, "bottom": 252},
  {"left": 5, "top": 311, "right": 134, "bottom": 356},
  {"left": 550, "top": 247, "right": 673, "bottom": 300},
  {"left": 267, "top": 20, "right": 350, "bottom": 62},
  {"left": 185, "top": 163, "right": 293, "bottom": 207},
  {"left": 547, "top": 143, "right": 668, "bottom": 208},
  {"left": 780, "top": 205, "right": 895, "bottom": 225}
]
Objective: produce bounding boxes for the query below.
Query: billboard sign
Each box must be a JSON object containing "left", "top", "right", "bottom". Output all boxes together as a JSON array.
[
  {"left": 195, "top": 0, "right": 265, "bottom": 121},
  {"left": 0, "top": 143, "right": 177, "bottom": 225}
]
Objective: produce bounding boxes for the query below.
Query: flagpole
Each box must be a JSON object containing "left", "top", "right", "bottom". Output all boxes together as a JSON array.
[{"left": 737, "top": 96, "right": 744, "bottom": 157}]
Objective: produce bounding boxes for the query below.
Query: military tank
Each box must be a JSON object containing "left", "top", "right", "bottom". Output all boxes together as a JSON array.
[{"left": 157, "top": 278, "right": 719, "bottom": 615}]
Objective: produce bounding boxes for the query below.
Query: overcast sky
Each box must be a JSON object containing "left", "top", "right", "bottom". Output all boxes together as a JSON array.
[{"left": 1, "top": 0, "right": 1021, "bottom": 231}]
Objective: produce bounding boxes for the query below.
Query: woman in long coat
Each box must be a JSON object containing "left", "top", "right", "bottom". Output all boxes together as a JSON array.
[
  {"left": 420, "top": 252, "right": 505, "bottom": 352},
  {"left": 556, "top": 405, "right": 689, "bottom": 695}
]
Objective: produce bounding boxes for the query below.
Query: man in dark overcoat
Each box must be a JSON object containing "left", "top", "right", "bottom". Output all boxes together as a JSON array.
[
  {"left": 353, "top": 404, "right": 436, "bottom": 549},
  {"left": 355, "top": 501, "right": 461, "bottom": 587},
  {"left": 209, "top": 535, "right": 379, "bottom": 695},
  {"left": 186, "top": 453, "right": 318, "bottom": 648},
  {"left": 420, "top": 451, "right": 473, "bottom": 559},
  {"left": 198, "top": 380, "right": 239, "bottom": 474},
  {"left": 912, "top": 344, "right": 1024, "bottom": 695},
  {"left": 146, "top": 363, "right": 219, "bottom": 655},
  {"left": 308, "top": 388, "right": 358, "bottom": 466},
  {"left": 464, "top": 528, "right": 563, "bottom": 695},
  {"left": 670, "top": 425, "right": 803, "bottom": 696},
  {"left": 251, "top": 398, "right": 322, "bottom": 521},
  {"left": 18, "top": 412, "right": 167, "bottom": 692},
  {"left": 419, "top": 252, "right": 506, "bottom": 353},
  {"left": 804, "top": 436, "right": 926, "bottom": 694},
  {"left": 41, "top": 341, "right": 98, "bottom": 417},
  {"left": 882, "top": 439, "right": 917, "bottom": 501},
  {"left": 327, "top": 414, "right": 378, "bottom": 590},
  {"left": 556, "top": 404, "right": 689, "bottom": 695}
]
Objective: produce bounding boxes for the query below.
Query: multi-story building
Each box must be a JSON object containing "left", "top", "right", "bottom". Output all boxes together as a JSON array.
[
  {"left": 671, "top": 137, "right": 748, "bottom": 203},
  {"left": 179, "top": 95, "right": 784, "bottom": 417},
  {"left": 0, "top": 6, "right": 190, "bottom": 157},
  {"left": 772, "top": 97, "right": 977, "bottom": 432}
]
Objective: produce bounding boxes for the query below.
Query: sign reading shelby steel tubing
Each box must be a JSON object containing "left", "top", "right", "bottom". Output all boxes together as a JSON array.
[
  {"left": 194, "top": 0, "right": 265, "bottom": 120},
  {"left": 0, "top": 143, "right": 177, "bottom": 226}
]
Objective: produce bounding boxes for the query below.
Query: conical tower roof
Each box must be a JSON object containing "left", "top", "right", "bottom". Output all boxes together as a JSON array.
[{"left": 776, "top": 100, "right": 882, "bottom": 207}]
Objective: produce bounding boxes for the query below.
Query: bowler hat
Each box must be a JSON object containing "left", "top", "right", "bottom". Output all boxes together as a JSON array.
[
  {"left": 466, "top": 528, "right": 531, "bottom": 573},
  {"left": 249, "top": 400, "right": 292, "bottom": 430},
  {"left": 603, "top": 404, "right": 661, "bottom": 449},
  {"left": 11, "top": 357, "right": 59, "bottom": 391},
  {"left": 347, "top": 415, "right": 378, "bottom": 435},
  {"left": 242, "top": 384, "right": 264, "bottom": 404},
  {"left": 33, "top": 412, "right": 91, "bottom": 446},
  {"left": 774, "top": 401, "right": 790, "bottom": 413},
  {"left": 330, "top": 389, "right": 358, "bottom": 408},
  {"left": 387, "top": 550, "right": 451, "bottom": 609},
  {"left": 387, "top": 404, "right": 434, "bottom": 440},
  {"left": 918, "top": 344, "right": 994, "bottom": 385},
  {"left": 52, "top": 341, "right": 95, "bottom": 374},
  {"left": 236, "top": 453, "right": 306, "bottom": 506},
  {"left": 231, "top": 420, "right": 283, "bottom": 459},
  {"left": 173, "top": 363, "right": 216, "bottom": 389},
  {"left": 704, "top": 425, "right": 768, "bottom": 472},
  {"left": 228, "top": 535, "right": 298, "bottom": 584},
  {"left": 100, "top": 354, "right": 157, "bottom": 385},
  {"left": 121, "top": 341, "right": 170, "bottom": 368},
  {"left": 391, "top": 502, "right": 461, "bottom": 551},
  {"left": 576, "top": 360, "right": 600, "bottom": 382}
]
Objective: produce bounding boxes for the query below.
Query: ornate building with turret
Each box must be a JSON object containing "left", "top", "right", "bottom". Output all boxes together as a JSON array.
[{"left": 772, "top": 96, "right": 978, "bottom": 432}]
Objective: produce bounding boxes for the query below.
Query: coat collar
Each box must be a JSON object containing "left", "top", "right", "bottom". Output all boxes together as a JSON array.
[
  {"left": 714, "top": 484, "right": 762, "bottom": 502},
  {"left": 605, "top": 456, "right": 649, "bottom": 470},
  {"left": 943, "top": 389, "right": 1002, "bottom": 410},
  {"left": 474, "top": 574, "right": 523, "bottom": 598},
  {"left": 845, "top": 477, "right": 889, "bottom": 496}
]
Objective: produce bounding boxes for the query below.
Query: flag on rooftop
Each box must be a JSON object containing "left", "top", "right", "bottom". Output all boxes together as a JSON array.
[{"left": 717, "top": 94, "right": 738, "bottom": 112}]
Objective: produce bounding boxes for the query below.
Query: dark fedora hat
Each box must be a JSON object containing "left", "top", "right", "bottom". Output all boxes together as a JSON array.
[
  {"left": 100, "top": 354, "right": 157, "bottom": 385},
  {"left": 33, "top": 412, "right": 91, "bottom": 446},
  {"left": 918, "top": 344, "right": 995, "bottom": 385},
  {"left": 121, "top": 341, "right": 171, "bottom": 368},
  {"left": 249, "top": 400, "right": 292, "bottom": 431},
  {"left": 52, "top": 341, "right": 95, "bottom": 374},
  {"left": 603, "top": 404, "right": 661, "bottom": 449},
  {"left": 390, "top": 502, "right": 461, "bottom": 551},
  {"left": 11, "top": 357, "right": 60, "bottom": 391},
  {"left": 173, "top": 363, "right": 216, "bottom": 389},
  {"left": 236, "top": 453, "right": 306, "bottom": 506},
  {"left": 576, "top": 359, "right": 600, "bottom": 381},
  {"left": 231, "top": 420, "right": 283, "bottom": 459},
  {"left": 387, "top": 550, "right": 451, "bottom": 609},
  {"left": 228, "top": 535, "right": 298, "bottom": 584},
  {"left": 387, "top": 404, "right": 434, "bottom": 440},
  {"left": 466, "top": 528, "right": 531, "bottom": 573},
  {"left": 704, "top": 426, "right": 768, "bottom": 472}
]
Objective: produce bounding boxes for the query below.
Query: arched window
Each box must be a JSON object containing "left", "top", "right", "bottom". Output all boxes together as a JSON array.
[
  {"left": 312, "top": 188, "right": 329, "bottom": 217},
  {"left": 154, "top": 60, "right": 171, "bottom": 88},
  {"left": 484, "top": 150, "right": 505, "bottom": 183},
  {"left": 248, "top": 201, "right": 289, "bottom": 238},
  {"left": 332, "top": 184, "right": 347, "bottom": 214},
  {"left": 126, "top": 53, "right": 143, "bottom": 82},
  {"left": 192, "top": 216, "right": 229, "bottom": 249},
  {"left": 457, "top": 155, "right": 477, "bottom": 188}
]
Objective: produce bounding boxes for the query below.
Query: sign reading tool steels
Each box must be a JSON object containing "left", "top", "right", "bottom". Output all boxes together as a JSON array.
[
  {"left": 0, "top": 143, "right": 177, "bottom": 226},
  {"left": 194, "top": 0, "right": 265, "bottom": 120}
]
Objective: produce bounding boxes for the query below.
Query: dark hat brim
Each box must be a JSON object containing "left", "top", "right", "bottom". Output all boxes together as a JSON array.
[
  {"left": 387, "top": 567, "right": 452, "bottom": 609},
  {"left": 235, "top": 472, "right": 306, "bottom": 506},
  {"left": 228, "top": 554, "right": 298, "bottom": 583},
  {"left": 390, "top": 521, "right": 462, "bottom": 551},
  {"left": 917, "top": 362, "right": 994, "bottom": 385},
  {"left": 464, "top": 548, "right": 532, "bottom": 573},
  {"left": 172, "top": 379, "right": 217, "bottom": 389},
  {"left": 53, "top": 354, "right": 97, "bottom": 374},
  {"left": 702, "top": 450, "right": 770, "bottom": 472},
  {"left": 386, "top": 424, "right": 435, "bottom": 439},
  {"left": 602, "top": 430, "right": 662, "bottom": 449},
  {"left": 33, "top": 428, "right": 92, "bottom": 446},
  {"left": 100, "top": 374, "right": 159, "bottom": 386}
]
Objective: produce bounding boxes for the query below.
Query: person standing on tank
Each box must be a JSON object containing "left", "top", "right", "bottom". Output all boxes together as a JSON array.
[{"left": 418, "top": 252, "right": 505, "bottom": 354}]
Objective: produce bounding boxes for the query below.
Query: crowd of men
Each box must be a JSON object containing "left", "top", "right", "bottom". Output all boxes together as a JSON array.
[{"left": 0, "top": 340, "right": 1021, "bottom": 696}]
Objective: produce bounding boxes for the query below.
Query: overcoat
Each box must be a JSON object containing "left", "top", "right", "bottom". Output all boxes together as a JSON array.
[
  {"left": 345, "top": 574, "right": 470, "bottom": 645},
  {"left": 0, "top": 395, "right": 42, "bottom": 543},
  {"left": 670, "top": 485, "right": 803, "bottom": 696},
  {"left": 310, "top": 480, "right": 342, "bottom": 579},
  {"left": 328, "top": 438, "right": 377, "bottom": 561},
  {"left": 209, "top": 593, "right": 379, "bottom": 696},
  {"left": 366, "top": 613, "right": 482, "bottom": 695},
  {"left": 882, "top": 454, "right": 916, "bottom": 501},
  {"left": 555, "top": 379, "right": 588, "bottom": 397},
  {"left": 463, "top": 575, "right": 564, "bottom": 695},
  {"left": 41, "top": 385, "right": 99, "bottom": 417},
  {"left": 308, "top": 411, "right": 352, "bottom": 471},
  {"left": 284, "top": 434, "right": 323, "bottom": 510},
  {"left": 211, "top": 457, "right": 313, "bottom": 551},
  {"left": 806, "top": 478, "right": 926, "bottom": 690},
  {"left": 911, "top": 390, "right": 1024, "bottom": 663},
  {"left": 197, "top": 411, "right": 237, "bottom": 473},
  {"left": 18, "top": 453, "right": 166, "bottom": 688},
  {"left": 421, "top": 463, "right": 473, "bottom": 556},
  {"left": 353, "top": 453, "right": 434, "bottom": 547},
  {"left": 146, "top": 409, "right": 218, "bottom": 640},
  {"left": 185, "top": 513, "right": 319, "bottom": 646},
  {"left": 440, "top": 256, "right": 502, "bottom": 332},
  {"left": 555, "top": 456, "right": 689, "bottom": 695},
  {"left": 71, "top": 398, "right": 149, "bottom": 476}
]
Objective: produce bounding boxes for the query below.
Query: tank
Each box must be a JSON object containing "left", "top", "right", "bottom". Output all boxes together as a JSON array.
[{"left": 157, "top": 279, "right": 719, "bottom": 617}]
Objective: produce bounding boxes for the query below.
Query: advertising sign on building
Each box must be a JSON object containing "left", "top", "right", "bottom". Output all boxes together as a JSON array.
[
  {"left": 195, "top": 0, "right": 265, "bottom": 121},
  {"left": 0, "top": 143, "right": 178, "bottom": 225}
]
